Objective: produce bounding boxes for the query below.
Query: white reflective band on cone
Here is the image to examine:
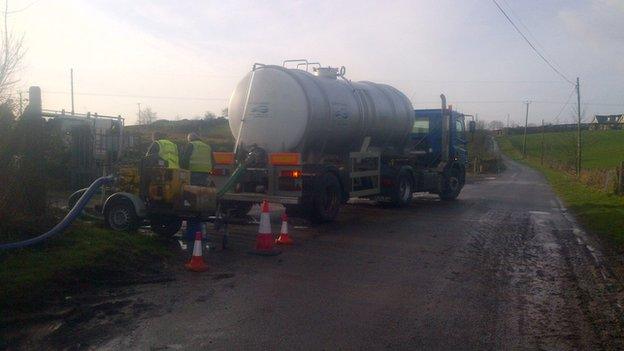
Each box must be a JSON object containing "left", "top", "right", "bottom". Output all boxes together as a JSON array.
[
  {"left": 280, "top": 221, "right": 288, "bottom": 235},
  {"left": 193, "top": 239, "right": 203, "bottom": 256},
  {"left": 259, "top": 212, "right": 272, "bottom": 234}
]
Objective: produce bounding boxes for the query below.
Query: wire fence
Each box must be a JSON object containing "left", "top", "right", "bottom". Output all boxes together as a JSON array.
[{"left": 503, "top": 128, "right": 624, "bottom": 195}]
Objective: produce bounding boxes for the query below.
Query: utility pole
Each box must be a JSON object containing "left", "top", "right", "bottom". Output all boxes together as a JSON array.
[
  {"left": 541, "top": 119, "right": 545, "bottom": 166},
  {"left": 70, "top": 68, "right": 75, "bottom": 115},
  {"left": 522, "top": 101, "right": 530, "bottom": 158},
  {"left": 576, "top": 77, "right": 582, "bottom": 177},
  {"left": 506, "top": 113, "right": 510, "bottom": 135},
  {"left": 18, "top": 90, "right": 23, "bottom": 115},
  {"left": 137, "top": 102, "right": 141, "bottom": 124}
]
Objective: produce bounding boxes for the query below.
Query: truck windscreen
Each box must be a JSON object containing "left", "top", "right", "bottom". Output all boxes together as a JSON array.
[{"left": 413, "top": 118, "right": 429, "bottom": 133}]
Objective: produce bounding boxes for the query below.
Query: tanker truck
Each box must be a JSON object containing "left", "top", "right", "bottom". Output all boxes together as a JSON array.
[{"left": 216, "top": 60, "right": 471, "bottom": 222}]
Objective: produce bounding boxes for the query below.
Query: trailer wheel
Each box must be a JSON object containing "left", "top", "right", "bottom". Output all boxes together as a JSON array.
[
  {"left": 390, "top": 170, "right": 414, "bottom": 207},
  {"left": 150, "top": 216, "right": 182, "bottom": 238},
  {"left": 104, "top": 200, "right": 139, "bottom": 232},
  {"left": 439, "top": 167, "right": 463, "bottom": 201},
  {"left": 311, "top": 173, "right": 341, "bottom": 223}
]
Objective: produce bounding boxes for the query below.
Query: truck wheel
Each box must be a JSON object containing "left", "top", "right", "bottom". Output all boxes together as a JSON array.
[
  {"left": 439, "top": 168, "right": 463, "bottom": 201},
  {"left": 390, "top": 170, "right": 413, "bottom": 207},
  {"left": 104, "top": 201, "right": 139, "bottom": 232},
  {"left": 150, "top": 216, "right": 182, "bottom": 237},
  {"left": 311, "top": 173, "right": 341, "bottom": 223}
]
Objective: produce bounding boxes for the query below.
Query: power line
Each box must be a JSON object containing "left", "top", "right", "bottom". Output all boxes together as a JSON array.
[
  {"left": 43, "top": 90, "right": 228, "bottom": 101},
  {"left": 553, "top": 87, "right": 578, "bottom": 121},
  {"left": 491, "top": 0, "right": 575, "bottom": 85},
  {"left": 2, "top": 0, "right": 39, "bottom": 14},
  {"left": 499, "top": 0, "right": 568, "bottom": 75},
  {"left": 381, "top": 79, "right": 568, "bottom": 84},
  {"left": 412, "top": 99, "right": 624, "bottom": 106}
]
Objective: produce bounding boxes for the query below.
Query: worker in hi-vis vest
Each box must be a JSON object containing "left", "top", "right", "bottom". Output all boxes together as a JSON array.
[
  {"left": 145, "top": 131, "right": 180, "bottom": 169},
  {"left": 141, "top": 132, "right": 180, "bottom": 199},
  {"left": 181, "top": 132, "right": 213, "bottom": 249},
  {"left": 181, "top": 132, "right": 213, "bottom": 187}
]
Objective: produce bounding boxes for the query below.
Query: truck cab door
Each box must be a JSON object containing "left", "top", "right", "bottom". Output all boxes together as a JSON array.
[{"left": 453, "top": 116, "right": 468, "bottom": 164}]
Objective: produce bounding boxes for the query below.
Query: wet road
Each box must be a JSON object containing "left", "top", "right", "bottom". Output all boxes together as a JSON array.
[{"left": 19, "top": 158, "right": 624, "bottom": 349}]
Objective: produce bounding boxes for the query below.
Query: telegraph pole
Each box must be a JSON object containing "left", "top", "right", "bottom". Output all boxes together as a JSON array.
[
  {"left": 506, "top": 113, "right": 510, "bottom": 135},
  {"left": 137, "top": 102, "right": 141, "bottom": 124},
  {"left": 541, "top": 119, "right": 545, "bottom": 166},
  {"left": 522, "top": 101, "right": 530, "bottom": 158},
  {"left": 576, "top": 77, "right": 582, "bottom": 177},
  {"left": 18, "top": 90, "right": 23, "bottom": 115},
  {"left": 70, "top": 68, "right": 75, "bottom": 115}
]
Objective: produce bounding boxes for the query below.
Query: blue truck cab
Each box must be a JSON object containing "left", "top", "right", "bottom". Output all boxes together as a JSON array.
[
  {"left": 412, "top": 109, "right": 468, "bottom": 168},
  {"left": 378, "top": 106, "right": 468, "bottom": 205}
]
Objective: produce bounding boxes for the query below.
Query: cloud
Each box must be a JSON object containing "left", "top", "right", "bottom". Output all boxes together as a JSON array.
[{"left": 558, "top": 0, "right": 624, "bottom": 49}]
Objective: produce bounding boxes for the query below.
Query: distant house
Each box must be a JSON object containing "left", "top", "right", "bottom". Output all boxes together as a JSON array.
[{"left": 592, "top": 114, "right": 624, "bottom": 130}]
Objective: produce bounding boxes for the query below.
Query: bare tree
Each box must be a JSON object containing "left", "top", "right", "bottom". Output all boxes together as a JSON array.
[
  {"left": 0, "top": 1, "right": 25, "bottom": 100},
  {"left": 137, "top": 106, "right": 157, "bottom": 125},
  {"left": 204, "top": 111, "right": 216, "bottom": 120}
]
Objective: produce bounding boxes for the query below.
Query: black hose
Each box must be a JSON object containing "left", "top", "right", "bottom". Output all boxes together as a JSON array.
[{"left": 0, "top": 175, "right": 115, "bottom": 250}]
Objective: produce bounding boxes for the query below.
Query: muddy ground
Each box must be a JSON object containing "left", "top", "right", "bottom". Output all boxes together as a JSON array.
[{"left": 3, "top": 157, "right": 624, "bottom": 350}]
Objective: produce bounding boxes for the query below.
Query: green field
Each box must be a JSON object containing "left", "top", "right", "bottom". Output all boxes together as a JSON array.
[
  {"left": 506, "top": 129, "right": 624, "bottom": 170},
  {"left": 498, "top": 136, "right": 624, "bottom": 251}
]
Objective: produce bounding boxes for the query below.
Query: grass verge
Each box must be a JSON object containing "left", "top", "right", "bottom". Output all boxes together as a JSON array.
[
  {"left": 0, "top": 223, "right": 171, "bottom": 312},
  {"left": 498, "top": 137, "right": 624, "bottom": 250}
]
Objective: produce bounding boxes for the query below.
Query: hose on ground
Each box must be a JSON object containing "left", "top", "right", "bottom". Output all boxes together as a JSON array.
[{"left": 0, "top": 175, "right": 115, "bottom": 250}]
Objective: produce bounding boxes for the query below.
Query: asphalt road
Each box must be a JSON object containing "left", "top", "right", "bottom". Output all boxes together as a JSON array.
[{"left": 13, "top": 158, "right": 624, "bottom": 350}]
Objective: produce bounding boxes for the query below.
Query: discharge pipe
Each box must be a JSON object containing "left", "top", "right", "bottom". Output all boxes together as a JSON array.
[{"left": 0, "top": 175, "right": 115, "bottom": 250}]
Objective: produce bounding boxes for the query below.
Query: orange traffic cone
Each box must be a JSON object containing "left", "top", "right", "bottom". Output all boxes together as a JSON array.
[
  {"left": 249, "top": 200, "right": 281, "bottom": 256},
  {"left": 275, "top": 213, "right": 294, "bottom": 245},
  {"left": 185, "top": 232, "right": 208, "bottom": 272}
]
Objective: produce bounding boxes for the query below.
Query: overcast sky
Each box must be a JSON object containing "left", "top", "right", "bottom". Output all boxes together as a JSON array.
[{"left": 9, "top": 0, "right": 624, "bottom": 125}]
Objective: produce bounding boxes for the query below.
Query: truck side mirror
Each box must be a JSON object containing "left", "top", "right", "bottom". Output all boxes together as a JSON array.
[{"left": 468, "top": 121, "right": 476, "bottom": 133}]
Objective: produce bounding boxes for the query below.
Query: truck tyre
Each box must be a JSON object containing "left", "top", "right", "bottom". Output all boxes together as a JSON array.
[
  {"left": 390, "top": 170, "right": 414, "bottom": 207},
  {"left": 104, "top": 200, "right": 140, "bottom": 232},
  {"left": 150, "top": 216, "right": 182, "bottom": 238},
  {"left": 311, "top": 173, "right": 341, "bottom": 223},
  {"left": 439, "top": 167, "right": 463, "bottom": 201}
]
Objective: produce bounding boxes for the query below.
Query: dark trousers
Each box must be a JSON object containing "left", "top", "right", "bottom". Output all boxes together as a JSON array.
[{"left": 186, "top": 219, "right": 202, "bottom": 246}]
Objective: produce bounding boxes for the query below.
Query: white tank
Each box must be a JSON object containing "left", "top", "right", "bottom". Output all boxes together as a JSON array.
[{"left": 228, "top": 64, "right": 414, "bottom": 157}]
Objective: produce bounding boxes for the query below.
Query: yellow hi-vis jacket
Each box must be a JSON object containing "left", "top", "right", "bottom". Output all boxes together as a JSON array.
[
  {"left": 156, "top": 140, "right": 180, "bottom": 169},
  {"left": 189, "top": 140, "right": 213, "bottom": 173}
]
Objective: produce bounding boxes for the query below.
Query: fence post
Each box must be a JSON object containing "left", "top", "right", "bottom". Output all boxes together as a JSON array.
[
  {"left": 604, "top": 171, "right": 612, "bottom": 193},
  {"left": 540, "top": 119, "right": 545, "bottom": 166},
  {"left": 619, "top": 161, "right": 624, "bottom": 195}
]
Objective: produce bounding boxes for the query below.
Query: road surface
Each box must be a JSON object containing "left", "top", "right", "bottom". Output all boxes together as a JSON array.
[{"left": 10, "top": 158, "right": 624, "bottom": 350}]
